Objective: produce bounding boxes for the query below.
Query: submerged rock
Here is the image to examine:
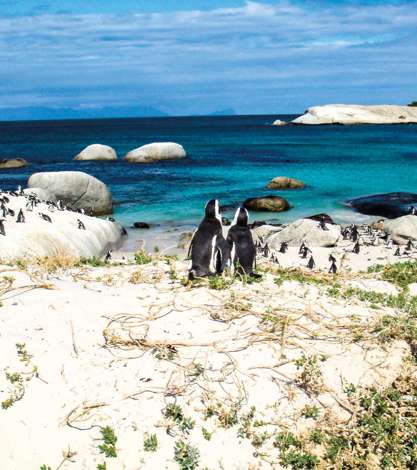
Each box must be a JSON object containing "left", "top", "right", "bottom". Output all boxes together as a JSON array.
[
  {"left": 244, "top": 195, "right": 290, "bottom": 212},
  {"left": 345, "top": 192, "right": 417, "bottom": 219},
  {"left": 28, "top": 171, "right": 113, "bottom": 215},
  {"left": 266, "top": 176, "right": 305, "bottom": 190},
  {"left": 132, "top": 222, "right": 151, "bottom": 229},
  {"left": 292, "top": 104, "right": 417, "bottom": 125},
  {"left": 383, "top": 215, "right": 417, "bottom": 245},
  {"left": 124, "top": 142, "right": 186, "bottom": 163},
  {"left": 306, "top": 213, "right": 335, "bottom": 225},
  {"left": 0, "top": 158, "right": 28, "bottom": 170},
  {"left": 74, "top": 144, "right": 117, "bottom": 161}
]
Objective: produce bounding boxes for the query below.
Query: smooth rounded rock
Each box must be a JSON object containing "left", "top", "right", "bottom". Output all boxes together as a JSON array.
[
  {"left": 124, "top": 142, "right": 186, "bottom": 163},
  {"left": 28, "top": 171, "right": 112, "bottom": 215},
  {"left": 272, "top": 119, "right": 287, "bottom": 126},
  {"left": 383, "top": 215, "right": 417, "bottom": 245},
  {"left": 74, "top": 144, "right": 117, "bottom": 161},
  {"left": 0, "top": 158, "right": 28, "bottom": 170},
  {"left": 132, "top": 222, "right": 150, "bottom": 229},
  {"left": 243, "top": 195, "right": 290, "bottom": 212},
  {"left": 345, "top": 192, "right": 417, "bottom": 219},
  {"left": 266, "top": 176, "right": 305, "bottom": 190}
]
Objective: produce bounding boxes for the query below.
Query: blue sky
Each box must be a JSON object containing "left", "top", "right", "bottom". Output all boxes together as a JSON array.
[{"left": 1, "top": 0, "right": 417, "bottom": 118}]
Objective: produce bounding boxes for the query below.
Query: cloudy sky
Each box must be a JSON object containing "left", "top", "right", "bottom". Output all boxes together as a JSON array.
[{"left": 1, "top": 0, "right": 417, "bottom": 118}]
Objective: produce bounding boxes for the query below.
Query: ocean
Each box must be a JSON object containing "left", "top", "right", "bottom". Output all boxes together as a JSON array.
[{"left": 1, "top": 114, "right": 417, "bottom": 250}]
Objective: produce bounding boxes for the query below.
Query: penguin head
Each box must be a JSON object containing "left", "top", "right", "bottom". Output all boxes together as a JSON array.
[
  {"left": 205, "top": 199, "right": 221, "bottom": 222},
  {"left": 232, "top": 207, "right": 249, "bottom": 227}
]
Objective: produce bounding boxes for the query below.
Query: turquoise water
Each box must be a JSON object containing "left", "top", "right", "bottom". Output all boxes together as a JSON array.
[{"left": 1, "top": 115, "right": 417, "bottom": 232}]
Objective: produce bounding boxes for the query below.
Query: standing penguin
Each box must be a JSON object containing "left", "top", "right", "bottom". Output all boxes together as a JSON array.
[
  {"left": 227, "top": 207, "right": 258, "bottom": 276},
  {"left": 0, "top": 219, "right": 5, "bottom": 236},
  {"left": 307, "top": 255, "right": 315, "bottom": 270},
  {"left": 279, "top": 242, "right": 288, "bottom": 253},
  {"left": 188, "top": 199, "right": 230, "bottom": 280},
  {"left": 353, "top": 241, "right": 360, "bottom": 254},
  {"left": 16, "top": 209, "right": 25, "bottom": 223}
]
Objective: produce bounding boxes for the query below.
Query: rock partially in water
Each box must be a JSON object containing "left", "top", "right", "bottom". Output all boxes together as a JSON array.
[
  {"left": 28, "top": 171, "right": 113, "bottom": 215},
  {"left": 345, "top": 192, "right": 417, "bottom": 219},
  {"left": 124, "top": 142, "right": 186, "bottom": 163},
  {"left": 0, "top": 158, "right": 28, "bottom": 170},
  {"left": 266, "top": 176, "right": 305, "bottom": 190},
  {"left": 244, "top": 195, "right": 290, "bottom": 212},
  {"left": 383, "top": 215, "right": 417, "bottom": 245},
  {"left": 272, "top": 119, "right": 287, "bottom": 126},
  {"left": 74, "top": 144, "right": 117, "bottom": 161},
  {"left": 132, "top": 222, "right": 151, "bottom": 229},
  {"left": 306, "top": 213, "right": 335, "bottom": 225}
]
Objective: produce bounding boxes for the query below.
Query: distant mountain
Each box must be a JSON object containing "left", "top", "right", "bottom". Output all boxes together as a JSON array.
[
  {"left": 0, "top": 105, "right": 169, "bottom": 121},
  {"left": 210, "top": 108, "right": 236, "bottom": 116}
]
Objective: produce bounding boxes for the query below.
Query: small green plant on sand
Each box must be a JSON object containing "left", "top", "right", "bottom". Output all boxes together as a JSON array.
[
  {"left": 76, "top": 256, "right": 108, "bottom": 267},
  {"left": 97, "top": 463, "right": 107, "bottom": 470},
  {"left": 208, "top": 275, "right": 233, "bottom": 290},
  {"left": 143, "top": 433, "right": 158, "bottom": 452},
  {"left": 134, "top": 250, "right": 152, "bottom": 265},
  {"left": 163, "top": 403, "right": 195, "bottom": 435},
  {"left": 98, "top": 426, "right": 117, "bottom": 458},
  {"left": 174, "top": 440, "right": 200, "bottom": 470}
]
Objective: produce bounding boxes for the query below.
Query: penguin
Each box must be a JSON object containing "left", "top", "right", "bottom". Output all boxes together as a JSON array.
[
  {"left": 298, "top": 241, "right": 305, "bottom": 255},
  {"left": 307, "top": 255, "right": 315, "bottom": 270},
  {"left": 7, "top": 208, "right": 15, "bottom": 217},
  {"left": 409, "top": 206, "right": 417, "bottom": 215},
  {"left": 39, "top": 213, "right": 52, "bottom": 223},
  {"left": 16, "top": 209, "right": 25, "bottom": 223},
  {"left": 0, "top": 219, "right": 5, "bottom": 236},
  {"left": 263, "top": 243, "right": 270, "bottom": 258},
  {"left": 318, "top": 217, "right": 328, "bottom": 231},
  {"left": 188, "top": 199, "right": 230, "bottom": 280},
  {"left": 350, "top": 225, "right": 358, "bottom": 242},
  {"left": 77, "top": 219, "right": 86, "bottom": 230},
  {"left": 387, "top": 238, "right": 394, "bottom": 249},
  {"left": 105, "top": 250, "right": 112, "bottom": 262},
  {"left": 329, "top": 260, "right": 337, "bottom": 274},
  {"left": 107, "top": 217, "right": 116, "bottom": 222},
  {"left": 406, "top": 240, "right": 413, "bottom": 251},
  {"left": 227, "top": 207, "right": 258, "bottom": 276},
  {"left": 301, "top": 246, "right": 311, "bottom": 259},
  {"left": 353, "top": 241, "right": 360, "bottom": 254},
  {"left": 329, "top": 254, "right": 336, "bottom": 263},
  {"left": 394, "top": 247, "right": 401, "bottom": 256},
  {"left": 279, "top": 242, "right": 288, "bottom": 253}
]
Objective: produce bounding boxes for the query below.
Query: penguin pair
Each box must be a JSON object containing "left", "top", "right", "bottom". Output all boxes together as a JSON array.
[{"left": 188, "top": 200, "right": 257, "bottom": 280}]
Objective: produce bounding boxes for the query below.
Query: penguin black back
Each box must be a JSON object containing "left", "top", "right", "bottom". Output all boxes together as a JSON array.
[{"left": 227, "top": 207, "right": 256, "bottom": 275}]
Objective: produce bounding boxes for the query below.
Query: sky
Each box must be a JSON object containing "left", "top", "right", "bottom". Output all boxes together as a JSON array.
[{"left": 0, "top": 0, "right": 417, "bottom": 118}]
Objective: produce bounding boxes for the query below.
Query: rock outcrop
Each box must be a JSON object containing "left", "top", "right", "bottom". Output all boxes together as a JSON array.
[
  {"left": 124, "top": 142, "right": 186, "bottom": 163},
  {"left": 266, "top": 176, "right": 305, "bottom": 190},
  {"left": 383, "top": 215, "right": 417, "bottom": 245},
  {"left": 74, "top": 144, "right": 117, "bottom": 161},
  {"left": 0, "top": 191, "right": 122, "bottom": 260},
  {"left": 243, "top": 195, "right": 290, "bottom": 212},
  {"left": 0, "top": 158, "right": 28, "bottom": 170},
  {"left": 272, "top": 119, "right": 287, "bottom": 126},
  {"left": 254, "top": 218, "right": 341, "bottom": 248},
  {"left": 28, "top": 171, "right": 113, "bottom": 215},
  {"left": 345, "top": 192, "right": 417, "bottom": 219},
  {"left": 292, "top": 104, "right": 417, "bottom": 125}
]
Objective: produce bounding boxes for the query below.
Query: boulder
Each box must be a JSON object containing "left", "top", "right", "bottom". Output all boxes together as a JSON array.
[
  {"left": 74, "top": 144, "right": 117, "bottom": 161},
  {"left": 28, "top": 171, "right": 112, "bottom": 215},
  {"left": 262, "top": 218, "right": 341, "bottom": 248},
  {"left": 0, "top": 158, "right": 28, "bottom": 170},
  {"left": 124, "top": 142, "right": 186, "bottom": 163},
  {"left": 243, "top": 195, "right": 290, "bottom": 212},
  {"left": 266, "top": 176, "right": 305, "bottom": 190},
  {"left": 383, "top": 215, "right": 417, "bottom": 245},
  {"left": 345, "top": 192, "right": 417, "bottom": 218},
  {"left": 292, "top": 104, "right": 417, "bottom": 125},
  {"left": 132, "top": 222, "right": 150, "bottom": 229},
  {"left": 0, "top": 191, "right": 122, "bottom": 260},
  {"left": 272, "top": 119, "right": 287, "bottom": 126}
]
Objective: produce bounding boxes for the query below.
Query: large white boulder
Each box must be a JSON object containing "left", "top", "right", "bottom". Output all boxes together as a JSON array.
[
  {"left": 74, "top": 144, "right": 117, "bottom": 161},
  {"left": 0, "top": 192, "right": 122, "bottom": 260},
  {"left": 124, "top": 142, "right": 186, "bottom": 163},
  {"left": 383, "top": 215, "right": 417, "bottom": 245},
  {"left": 256, "top": 218, "right": 341, "bottom": 248},
  {"left": 28, "top": 171, "right": 112, "bottom": 215},
  {"left": 292, "top": 104, "right": 417, "bottom": 125}
]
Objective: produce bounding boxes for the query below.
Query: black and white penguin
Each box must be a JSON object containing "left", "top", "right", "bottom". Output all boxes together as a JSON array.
[
  {"left": 394, "top": 247, "right": 401, "bottom": 256},
  {"left": 318, "top": 217, "right": 329, "bottom": 231},
  {"left": 39, "top": 213, "right": 52, "bottom": 223},
  {"left": 7, "top": 208, "right": 15, "bottom": 217},
  {"left": 298, "top": 241, "right": 305, "bottom": 255},
  {"left": 16, "top": 209, "right": 25, "bottom": 223},
  {"left": 105, "top": 250, "right": 112, "bottom": 262},
  {"left": 279, "top": 242, "right": 288, "bottom": 253},
  {"left": 329, "top": 260, "right": 337, "bottom": 274},
  {"left": 300, "top": 245, "right": 311, "bottom": 259},
  {"left": 0, "top": 219, "right": 5, "bottom": 236},
  {"left": 77, "top": 219, "right": 86, "bottom": 230},
  {"left": 329, "top": 254, "right": 336, "bottom": 263},
  {"left": 353, "top": 241, "right": 360, "bottom": 254},
  {"left": 227, "top": 207, "right": 257, "bottom": 276},
  {"left": 307, "top": 255, "right": 315, "bottom": 270},
  {"left": 188, "top": 199, "right": 230, "bottom": 279},
  {"left": 406, "top": 240, "right": 413, "bottom": 251}
]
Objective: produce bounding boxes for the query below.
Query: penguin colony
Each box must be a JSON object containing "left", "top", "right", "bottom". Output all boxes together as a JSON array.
[
  {"left": 188, "top": 202, "right": 417, "bottom": 280},
  {"left": 0, "top": 185, "right": 126, "bottom": 256}
]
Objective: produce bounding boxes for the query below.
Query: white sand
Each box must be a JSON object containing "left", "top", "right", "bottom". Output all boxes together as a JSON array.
[{"left": 0, "top": 255, "right": 412, "bottom": 469}]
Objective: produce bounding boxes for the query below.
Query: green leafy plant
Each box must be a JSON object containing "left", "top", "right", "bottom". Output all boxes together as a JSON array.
[
  {"left": 134, "top": 250, "right": 152, "bottom": 265},
  {"left": 174, "top": 440, "right": 200, "bottom": 470},
  {"left": 163, "top": 403, "right": 195, "bottom": 435},
  {"left": 98, "top": 426, "right": 117, "bottom": 458},
  {"left": 143, "top": 433, "right": 158, "bottom": 452}
]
